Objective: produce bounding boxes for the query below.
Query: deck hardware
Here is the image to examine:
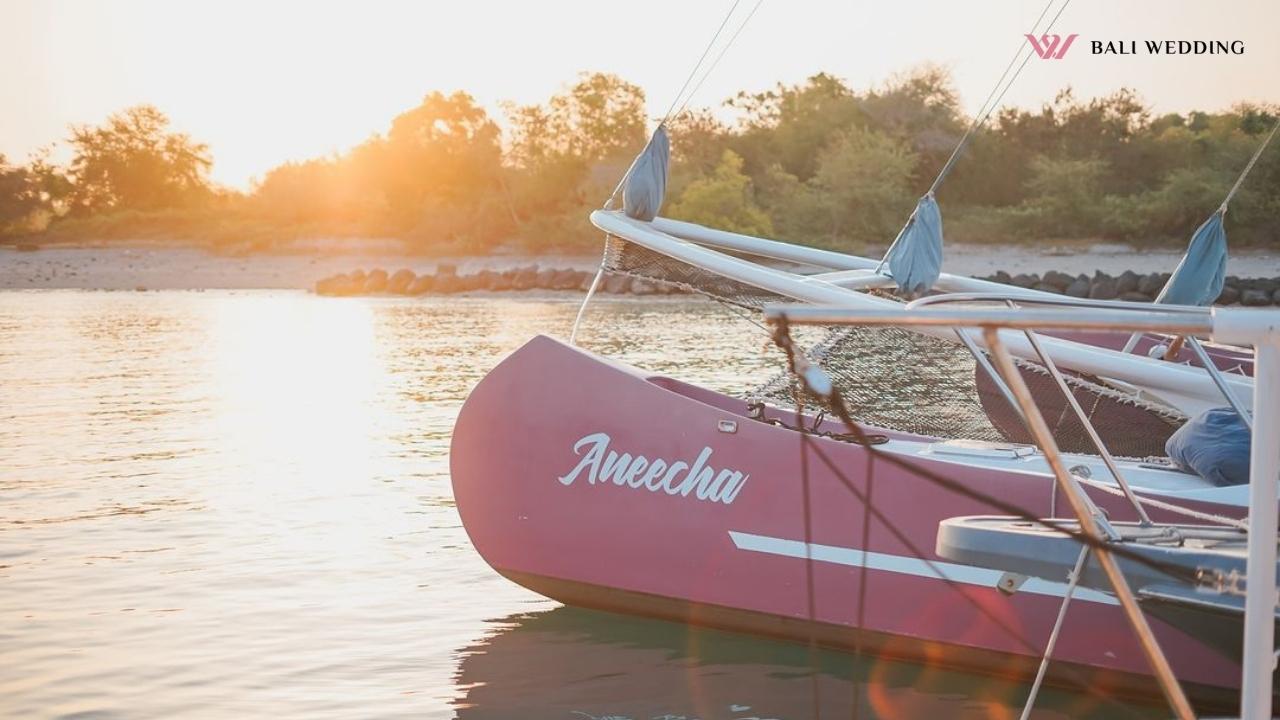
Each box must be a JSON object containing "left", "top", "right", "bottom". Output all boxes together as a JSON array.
[
  {"left": 718, "top": 419, "right": 739, "bottom": 433},
  {"left": 996, "top": 572, "right": 1027, "bottom": 596}
]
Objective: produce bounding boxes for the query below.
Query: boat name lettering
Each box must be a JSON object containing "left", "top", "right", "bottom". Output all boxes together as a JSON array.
[{"left": 558, "top": 432, "right": 748, "bottom": 505}]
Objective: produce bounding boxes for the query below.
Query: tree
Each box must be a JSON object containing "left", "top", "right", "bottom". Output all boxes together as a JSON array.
[
  {"left": 0, "top": 155, "right": 43, "bottom": 232},
  {"left": 666, "top": 109, "right": 732, "bottom": 199},
  {"left": 371, "top": 90, "right": 504, "bottom": 230},
  {"left": 507, "top": 72, "right": 647, "bottom": 165},
  {"left": 0, "top": 151, "right": 69, "bottom": 235},
  {"left": 548, "top": 72, "right": 647, "bottom": 162},
  {"left": 66, "top": 105, "right": 212, "bottom": 214},
  {"left": 667, "top": 150, "right": 772, "bottom": 237},
  {"left": 728, "top": 73, "right": 865, "bottom": 181},
  {"left": 1015, "top": 155, "right": 1110, "bottom": 237},
  {"left": 808, "top": 126, "right": 917, "bottom": 243},
  {"left": 501, "top": 73, "right": 648, "bottom": 248}
]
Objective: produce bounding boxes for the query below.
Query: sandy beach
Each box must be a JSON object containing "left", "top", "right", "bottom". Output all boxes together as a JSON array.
[{"left": 4, "top": 242, "right": 1280, "bottom": 291}]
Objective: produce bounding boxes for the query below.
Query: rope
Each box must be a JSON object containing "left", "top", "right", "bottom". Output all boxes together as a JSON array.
[
  {"left": 601, "top": 0, "right": 748, "bottom": 212},
  {"left": 875, "top": 0, "right": 1073, "bottom": 274},
  {"left": 661, "top": 0, "right": 744, "bottom": 124},
  {"left": 768, "top": 316, "right": 1207, "bottom": 586},
  {"left": 580, "top": 0, "right": 765, "bottom": 342},
  {"left": 1076, "top": 475, "right": 1249, "bottom": 530},
  {"left": 670, "top": 0, "right": 768, "bottom": 121},
  {"left": 1019, "top": 545, "right": 1090, "bottom": 720},
  {"left": 927, "top": 0, "right": 1074, "bottom": 196},
  {"left": 798, "top": 431, "right": 824, "bottom": 719},
  {"left": 1219, "top": 115, "right": 1280, "bottom": 213}
]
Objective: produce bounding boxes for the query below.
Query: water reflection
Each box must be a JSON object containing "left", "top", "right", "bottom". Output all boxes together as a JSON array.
[
  {"left": 0, "top": 290, "right": 1160, "bottom": 719},
  {"left": 453, "top": 607, "right": 1159, "bottom": 720}
]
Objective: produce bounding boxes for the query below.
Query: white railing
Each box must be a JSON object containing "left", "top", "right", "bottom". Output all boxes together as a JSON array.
[{"left": 764, "top": 302, "right": 1279, "bottom": 720}]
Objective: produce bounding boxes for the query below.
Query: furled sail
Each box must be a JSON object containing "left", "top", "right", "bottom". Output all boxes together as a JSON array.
[
  {"left": 1155, "top": 210, "right": 1227, "bottom": 307},
  {"left": 886, "top": 194, "right": 944, "bottom": 296},
  {"left": 623, "top": 126, "right": 670, "bottom": 222}
]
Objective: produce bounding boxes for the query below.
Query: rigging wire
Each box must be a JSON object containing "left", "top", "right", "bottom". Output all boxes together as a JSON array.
[
  {"left": 768, "top": 316, "right": 1207, "bottom": 586},
  {"left": 923, "top": 0, "right": 1059, "bottom": 197},
  {"left": 797, "top": 434, "right": 1131, "bottom": 710},
  {"left": 771, "top": 320, "right": 1168, "bottom": 718},
  {"left": 875, "top": 0, "right": 1073, "bottom": 274},
  {"left": 1220, "top": 114, "right": 1280, "bottom": 213},
  {"left": 796, "top": 415, "right": 824, "bottom": 719},
  {"left": 577, "top": 0, "right": 764, "bottom": 344},
  {"left": 670, "top": 0, "right": 768, "bottom": 122},
  {"left": 603, "top": 0, "right": 758, "bottom": 211},
  {"left": 1019, "top": 545, "right": 1090, "bottom": 720},
  {"left": 661, "top": 0, "right": 746, "bottom": 125},
  {"left": 929, "top": 0, "right": 1075, "bottom": 195}
]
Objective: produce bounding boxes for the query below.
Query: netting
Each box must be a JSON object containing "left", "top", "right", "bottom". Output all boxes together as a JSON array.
[
  {"left": 603, "top": 235, "right": 792, "bottom": 310},
  {"left": 600, "top": 235, "right": 1186, "bottom": 458}
]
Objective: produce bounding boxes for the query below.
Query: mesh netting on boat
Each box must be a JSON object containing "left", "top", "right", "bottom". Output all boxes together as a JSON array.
[
  {"left": 603, "top": 235, "right": 791, "bottom": 310},
  {"left": 601, "top": 235, "right": 1186, "bottom": 458}
]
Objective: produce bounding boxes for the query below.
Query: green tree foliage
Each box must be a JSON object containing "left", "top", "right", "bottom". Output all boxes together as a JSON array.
[
  {"left": 66, "top": 105, "right": 212, "bottom": 214},
  {"left": 0, "top": 155, "right": 46, "bottom": 232},
  {"left": 810, "top": 126, "right": 918, "bottom": 243},
  {"left": 667, "top": 150, "right": 771, "bottom": 236},
  {"left": 759, "top": 127, "right": 916, "bottom": 246},
  {"left": 729, "top": 72, "right": 865, "bottom": 180},
  {"left": 0, "top": 151, "right": 70, "bottom": 234},
  {"left": 501, "top": 73, "right": 648, "bottom": 249},
  {"left": 11, "top": 67, "right": 1280, "bottom": 251}
]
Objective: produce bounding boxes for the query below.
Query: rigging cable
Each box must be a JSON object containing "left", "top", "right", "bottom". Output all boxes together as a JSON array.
[
  {"left": 1220, "top": 114, "right": 1280, "bottom": 214},
  {"left": 768, "top": 316, "right": 1206, "bottom": 586},
  {"left": 772, "top": 322, "right": 1159, "bottom": 717},
  {"left": 875, "top": 0, "right": 1073, "bottom": 274},
  {"left": 927, "top": 0, "right": 1074, "bottom": 196},
  {"left": 1019, "top": 545, "right": 1090, "bottom": 720},
  {"left": 573, "top": 0, "right": 765, "bottom": 344}
]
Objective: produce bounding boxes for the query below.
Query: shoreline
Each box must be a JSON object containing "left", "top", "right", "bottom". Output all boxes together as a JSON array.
[{"left": 5, "top": 243, "right": 1280, "bottom": 291}]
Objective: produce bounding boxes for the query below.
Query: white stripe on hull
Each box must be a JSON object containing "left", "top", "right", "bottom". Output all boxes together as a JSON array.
[{"left": 728, "top": 530, "right": 1118, "bottom": 606}]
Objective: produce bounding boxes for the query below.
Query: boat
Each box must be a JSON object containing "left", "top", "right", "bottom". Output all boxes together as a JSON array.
[
  {"left": 752, "top": 300, "right": 1277, "bottom": 718},
  {"left": 451, "top": 1, "right": 1279, "bottom": 712},
  {"left": 451, "top": 113, "right": 1277, "bottom": 720},
  {"left": 452, "top": 330, "right": 1251, "bottom": 710},
  {"left": 937, "top": 516, "right": 1277, "bottom": 663}
]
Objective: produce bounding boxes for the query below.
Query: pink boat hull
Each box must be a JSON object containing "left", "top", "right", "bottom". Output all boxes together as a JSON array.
[{"left": 450, "top": 335, "right": 1247, "bottom": 707}]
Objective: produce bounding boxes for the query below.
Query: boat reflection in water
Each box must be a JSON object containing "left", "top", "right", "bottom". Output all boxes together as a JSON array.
[{"left": 452, "top": 607, "right": 1160, "bottom": 720}]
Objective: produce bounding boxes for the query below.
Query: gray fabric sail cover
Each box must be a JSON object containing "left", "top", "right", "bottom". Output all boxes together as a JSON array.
[
  {"left": 623, "top": 126, "right": 670, "bottom": 222},
  {"left": 1156, "top": 211, "right": 1227, "bottom": 306},
  {"left": 887, "top": 194, "right": 944, "bottom": 295}
]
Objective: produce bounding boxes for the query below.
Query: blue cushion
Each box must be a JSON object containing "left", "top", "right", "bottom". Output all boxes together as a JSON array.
[{"left": 1165, "top": 406, "right": 1251, "bottom": 486}]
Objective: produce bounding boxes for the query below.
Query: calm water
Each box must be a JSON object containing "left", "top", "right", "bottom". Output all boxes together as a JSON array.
[{"left": 0, "top": 290, "right": 1158, "bottom": 719}]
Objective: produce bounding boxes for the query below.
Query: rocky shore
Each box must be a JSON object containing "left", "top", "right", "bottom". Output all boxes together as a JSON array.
[
  {"left": 7, "top": 244, "right": 1280, "bottom": 296},
  {"left": 314, "top": 264, "right": 1280, "bottom": 305},
  {"left": 314, "top": 264, "right": 682, "bottom": 296},
  {"left": 981, "top": 269, "right": 1279, "bottom": 306}
]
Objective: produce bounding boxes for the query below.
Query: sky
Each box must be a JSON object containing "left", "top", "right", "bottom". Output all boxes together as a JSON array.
[{"left": 2, "top": 0, "right": 1277, "bottom": 189}]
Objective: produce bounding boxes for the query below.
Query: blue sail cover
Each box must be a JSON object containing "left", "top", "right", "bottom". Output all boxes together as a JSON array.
[
  {"left": 622, "top": 126, "right": 670, "bottom": 222},
  {"left": 887, "top": 194, "right": 944, "bottom": 295},
  {"left": 1155, "top": 211, "right": 1227, "bottom": 306},
  {"left": 1165, "top": 406, "right": 1251, "bottom": 486}
]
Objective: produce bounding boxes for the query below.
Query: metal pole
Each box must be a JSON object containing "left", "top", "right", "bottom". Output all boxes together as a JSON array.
[
  {"left": 955, "top": 327, "right": 1024, "bottom": 423},
  {"left": 1186, "top": 336, "right": 1254, "bottom": 432},
  {"left": 1018, "top": 326, "right": 1154, "bottom": 526},
  {"left": 1241, "top": 339, "right": 1279, "bottom": 719},
  {"left": 983, "top": 327, "right": 1197, "bottom": 720}
]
